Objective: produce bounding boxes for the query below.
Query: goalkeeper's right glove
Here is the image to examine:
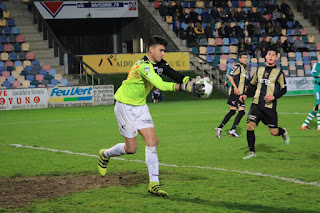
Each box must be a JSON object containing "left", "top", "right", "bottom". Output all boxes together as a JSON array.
[{"left": 180, "top": 81, "right": 205, "bottom": 97}]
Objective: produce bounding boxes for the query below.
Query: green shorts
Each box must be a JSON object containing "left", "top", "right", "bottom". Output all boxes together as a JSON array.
[{"left": 314, "top": 84, "right": 320, "bottom": 106}]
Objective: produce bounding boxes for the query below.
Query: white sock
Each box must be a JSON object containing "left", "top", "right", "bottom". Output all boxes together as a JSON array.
[
  {"left": 145, "top": 146, "right": 159, "bottom": 183},
  {"left": 104, "top": 143, "right": 126, "bottom": 158}
]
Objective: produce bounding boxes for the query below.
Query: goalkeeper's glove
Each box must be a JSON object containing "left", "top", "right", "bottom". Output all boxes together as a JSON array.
[{"left": 180, "top": 81, "right": 205, "bottom": 97}]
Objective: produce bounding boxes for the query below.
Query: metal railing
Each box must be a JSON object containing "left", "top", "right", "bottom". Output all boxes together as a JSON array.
[
  {"left": 189, "top": 52, "right": 225, "bottom": 90},
  {"left": 71, "top": 55, "right": 111, "bottom": 85}
]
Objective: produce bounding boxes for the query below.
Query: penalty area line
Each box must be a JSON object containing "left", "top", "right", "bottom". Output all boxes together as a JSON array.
[{"left": 9, "top": 144, "right": 320, "bottom": 188}]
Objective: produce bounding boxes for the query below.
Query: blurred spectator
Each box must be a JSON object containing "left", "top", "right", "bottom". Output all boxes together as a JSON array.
[
  {"left": 274, "top": 38, "right": 283, "bottom": 53},
  {"left": 152, "top": 89, "right": 163, "bottom": 103},
  {"left": 225, "top": 22, "right": 233, "bottom": 38},
  {"left": 158, "top": 1, "right": 168, "bottom": 21},
  {"left": 268, "top": 37, "right": 274, "bottom": 47},
  {"left": 175, "top": 0, "right": 183, "bottom": 14},
  {"left": 210, "top": 7, "right": 220, "bottom": 21},
  {"left": 272, "top": 8, "right": 281, "bottom": 22},
  {"left": 274, "top": 22, "right": 282, "bottom": 36},
  {"left": 244, "top": 38, "right": 254, "bottom": 55},
  {"left": 239, "top": 8, "right": 247, "bottom": 22},
  {"left": 280, "top": 0, "right": 291, "bottom": 14},
  {"left": 186, "top": 31, "right": 198, "bottom": 47},
  {"left": 247, "top": 8, "right": 255, "bottom": 22},
  {"left": 230, "top": 7, "right": 239, "bottom": 22},
  {"left": 204, "top": 23, "right": 214, "bottom": 38},
  {"left": 238, "top": 38, "right": 246, "bottom": 54},
  {"left": 194, "top": 22, "right": 205, "bottom": 38},
  {"left": 293, "top": 36, "right": 308, "bottom": 52},
  {"left": 265, "top": 22, "right": 275, "bottom": 36},
  {"left": 254, "top": 22, "right": 261, "bottom": 37},
  {"left": 261, "top": 47, "right": 268, "bottom": 57},
  {"left": 286, "top": 8, "right": 294, "bottom": 22},
  {"left": 282, "top": 37, "right": 292, "bottom": 53},
  {"left": 266, "top": 1, "right": 276, "bottom": 14},
  {"left": 247, "top": 22, "right": 255, "bottom": 38},
  {"left": 258, "top": 37, "right": 270, "bottom": 49},
  {"left": 173, "top": 16, "right": 181, "bottom": 37},
  {"left": 201, "top": 8, "right": 211, "bottom": 23},
  {"left": 186, "top": 22, "right": 194, "bottom": 34},
  {"left": 233, "top": 22, "right": 244, "bottom": 38},
  {"left": 255, "top": 47, "right": 262, "bottom": 58},
  {"left": 218, "top": 24, "right": 225, "bottom": 38},
  {"left": 167, "top": 1, "right": 176, "bottom": 16},
  {"left": 189, "top": 8, "right": 199, "bottom": 23}
]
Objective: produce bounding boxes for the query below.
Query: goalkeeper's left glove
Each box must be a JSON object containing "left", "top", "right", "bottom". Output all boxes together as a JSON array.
[{"left": 180, "top": 81, "right": 205, "bottom": 97}]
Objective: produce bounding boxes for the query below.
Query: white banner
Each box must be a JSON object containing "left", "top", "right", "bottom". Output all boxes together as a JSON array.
[
  {"left": 286, "top": 77, "right": 314, "bottom": 96},
  {"left": 0, "top": 89, "right": 48, "bottom": 111},
  {"left": 48, "top": 86, "right": 94, "bottom": 108},
  {"left": 35, "top": 1, "right": 138, "bottom": 19},
  {"left": 286, "top": 77, "right": 314, "bottom": 91},
  {"left": 93, "top": 85, "right": 114, "bottom": 105}
]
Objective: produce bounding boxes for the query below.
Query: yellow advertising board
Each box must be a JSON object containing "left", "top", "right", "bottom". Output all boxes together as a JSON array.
[{"left": 82, "top": 52, "right": 190, "bottom": 74}]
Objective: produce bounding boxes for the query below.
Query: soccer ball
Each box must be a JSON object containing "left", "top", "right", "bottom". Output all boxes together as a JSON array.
[{"left": 197, "top": 77, "right": 213, "bottom": 98}]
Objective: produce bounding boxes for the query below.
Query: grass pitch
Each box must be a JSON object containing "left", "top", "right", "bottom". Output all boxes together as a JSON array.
[{"left": 0, "top": 95, "right": 319, "bottom": 212}]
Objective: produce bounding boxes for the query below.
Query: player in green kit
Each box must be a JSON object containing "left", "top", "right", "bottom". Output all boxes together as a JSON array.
[
  {"left": 97, "top": 35, "right": 205, "bottom": 197},
  {"left": 301, "top": 62, "right": 320, "bottom": 131}
]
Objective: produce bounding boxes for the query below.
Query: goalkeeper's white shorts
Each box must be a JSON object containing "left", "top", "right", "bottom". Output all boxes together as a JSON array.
[{"left": 114, "top": 101, "right": 154, "bottom": 138}]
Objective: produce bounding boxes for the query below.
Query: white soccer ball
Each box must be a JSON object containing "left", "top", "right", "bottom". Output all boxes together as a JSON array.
[{"left": 197, "top": 77, "right": 213, "bottom": 98}]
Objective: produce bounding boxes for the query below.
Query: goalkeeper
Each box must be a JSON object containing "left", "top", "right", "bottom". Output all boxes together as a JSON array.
[
  {"left": 97, "top": 35, "right": 204, "bottom": 197},
  {"left": 301, "top": 62, "right": 320, "bottom": 131}
]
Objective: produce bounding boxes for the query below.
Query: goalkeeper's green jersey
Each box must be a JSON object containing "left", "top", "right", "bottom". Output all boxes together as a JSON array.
[
  {"left": 312, "top": 63, "right": 320, "bottom": 85},
  {"left": 114, "top": 55, "right": 176, "bottom": 105}
]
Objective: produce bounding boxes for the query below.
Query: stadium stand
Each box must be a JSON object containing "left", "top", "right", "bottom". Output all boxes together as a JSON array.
[
  {"left": 0, "top": 1, "right": 76, "bottom": 89},
  {"left": 152, "top": 0, "right": 320, "bottom": 78}
]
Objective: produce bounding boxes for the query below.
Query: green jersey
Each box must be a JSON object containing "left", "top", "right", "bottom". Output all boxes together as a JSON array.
[
  {"left": 114, "top": 55, "right": 176, "bottom": 105},
  {"left": 312, "top": 63, "right": 320, "bottom": 85}
]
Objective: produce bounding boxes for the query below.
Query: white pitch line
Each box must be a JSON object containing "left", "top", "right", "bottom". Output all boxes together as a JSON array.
[{"left": 9, "top": 144, "right": 320, "bottom": 188}]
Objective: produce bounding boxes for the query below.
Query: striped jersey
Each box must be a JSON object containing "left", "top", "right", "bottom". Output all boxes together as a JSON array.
[
  {"left": 250, "top": 66, "right": 287, "bottom": 110},
  {"left": 228, "top": 63, "right": 248, "bottom": 95}
]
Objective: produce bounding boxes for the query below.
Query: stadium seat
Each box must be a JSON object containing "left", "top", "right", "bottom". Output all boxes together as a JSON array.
[
  {"left": 207, "top": 46, "right": 214, "bottom": 54},
  {"left": 3, "top": 80, "right": 11, "bottom": 88},
  {"left": 7, "top": 75, "right": 15, "bottom": 84},
  {"left": 50, "top": 79, "right": 59, "bottom": 85},
  {"left": 1, "top": 70, "right": 10, "bottom": 78},
  {"left": 12, "top": 26, "right": 20, "bottom": 35},
  {"left": 215, "top": 38, "right": 223, "bottom": 46},
  {"left": 199, "top": 46, "right": 207, "bottom": 55},
  {"left": 42, "top": 64, "right": 51, "bottom": 71},
  {"left": 21, "top": 80, "right": 30, "bottom": 88},
  {"left": 199, "top": 38, "right": 208, "bottom": 46},
  {"left": 9, "top": 52, "right": 17, "bottom": 61},
  {"left": 222, "top": 46, "right": 229, "bottom": 54},
  {"left": 18, "top": 51, "right": 26, "bottom": 60},
  {"left": 22, "top": 43, "right": 30, "bottom": 51},
  {"left": 16, "top": 35, "right": 25, "bottom": 43},
  {"left": 3, "top": 27, "right": 11, "bottom": 35},
  {"left": 3, "top": 11, "right": 10, "bottom": 18},
  {"left": 0, "top": 52, "right": 9, "bottom": 61},
  {"left": 26, "top": 74, "right": 34, "bottom": 82},
  {"left": 54, "top": 74, "right": 62, "bottom": 81},
  {"left": 7, "top": 19, "right": 15, "bottom": 27},
  {"left": 12, "top": 80, "right": 21, "bottom": 88}
]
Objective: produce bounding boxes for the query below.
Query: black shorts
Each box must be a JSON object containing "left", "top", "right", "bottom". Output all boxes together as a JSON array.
[
  {"left": 227, "top": 93, "right": 245, "bottom": 108},
  {"left": 247, "top": 103, "right": 278, "bottom": 128}
]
